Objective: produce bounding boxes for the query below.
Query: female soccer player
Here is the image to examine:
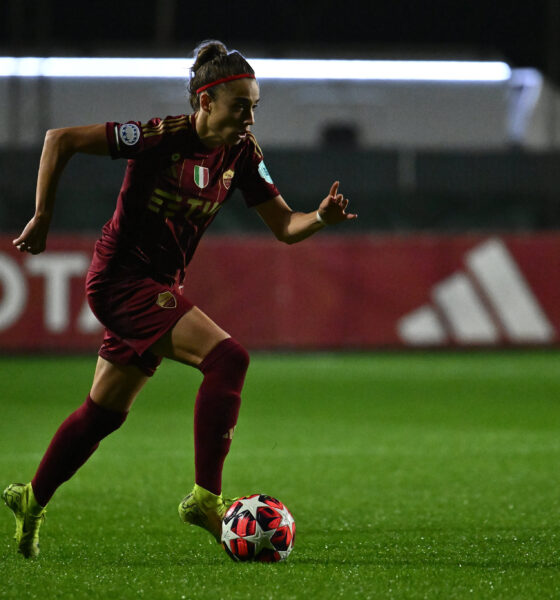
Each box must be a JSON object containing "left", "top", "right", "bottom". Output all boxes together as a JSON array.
[{"left": 3, "top": 40, "right": 356, "bottom": 557}]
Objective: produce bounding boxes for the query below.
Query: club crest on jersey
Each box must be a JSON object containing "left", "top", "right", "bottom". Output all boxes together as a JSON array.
[
  {"left": 194, "top": 165, "right": 209, "bottom": 189},
  {"left": 156, "top": 291, "right": 177, "bottom": 309},
  {"left": 222, "top": 169, "right": 234, "bottom": 189},
  {"left": 119, "top": 123, "right": 140, "bottom": 146}
]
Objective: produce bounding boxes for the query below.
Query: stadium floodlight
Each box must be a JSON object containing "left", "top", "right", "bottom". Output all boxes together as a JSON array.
[
  {"left": 250, "top": 59, "right": 511, "bottom": 82},
  {"left": 0, "top": 57, "right": 511, "bottom": 82}
]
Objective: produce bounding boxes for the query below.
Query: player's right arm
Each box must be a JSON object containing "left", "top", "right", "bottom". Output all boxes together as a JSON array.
[{"left": 13, "top": 124, "right": 109, "bottom": 254}]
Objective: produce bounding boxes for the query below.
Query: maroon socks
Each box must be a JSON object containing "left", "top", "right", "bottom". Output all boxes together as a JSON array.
[
  {"left": 30, "top": 337, "right": 249, "bottom": 507},
  {"left": 31, "top": 395, "right": 127, "bottom": 507},
  {"left": 194, "top": 338, "right": 249, "bottom": 495}
]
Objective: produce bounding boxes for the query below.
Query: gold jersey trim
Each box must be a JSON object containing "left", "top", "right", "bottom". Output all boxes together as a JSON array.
[
  {"left": 142, "top": 116, "right": 189, "bottom": 139},
  {"left": 246, "top": 132, "right": 264, "bottom": 159}
]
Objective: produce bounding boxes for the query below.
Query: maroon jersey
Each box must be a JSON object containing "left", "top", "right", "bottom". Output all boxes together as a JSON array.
[{"left": 89, "top": 113, "right": 280, "bottom": 284}]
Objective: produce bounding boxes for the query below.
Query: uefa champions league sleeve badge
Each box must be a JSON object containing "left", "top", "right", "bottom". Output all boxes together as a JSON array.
[
  {"left": 258, "top": 161, "right": 273, "bottom": 184},
  {"left": 119, "top": 123, "right": 141, "bottom": 147}
]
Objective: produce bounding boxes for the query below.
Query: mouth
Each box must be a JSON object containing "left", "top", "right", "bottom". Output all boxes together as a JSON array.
[{"left": 226, "top": 128, "right": 250, "bottom": 145}]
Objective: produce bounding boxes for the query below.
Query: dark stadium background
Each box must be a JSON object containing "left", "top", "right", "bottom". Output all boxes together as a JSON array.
[
  {"left": 1, "top": 1, "right": 559, "bottom": 351},
  {"left": 2, "top": 0, "right": 560, "bottom": 231},
  {"left": 2, "top": 6, "right": 560, "bottom": 598},
  {"left": 2, "top": 1, "right": 558, "bottom": 78}
]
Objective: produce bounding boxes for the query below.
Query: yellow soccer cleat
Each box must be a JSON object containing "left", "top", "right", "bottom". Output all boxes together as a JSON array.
[
  {"left": 2, "top": 482, "right": 46, "bottom": 558},
  {"left": 178, "top": 484, "right": 236, "bottom": 543}
]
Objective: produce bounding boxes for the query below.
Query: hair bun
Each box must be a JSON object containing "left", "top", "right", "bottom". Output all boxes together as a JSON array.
[
  {"left": 188, "top": 40, "right": 254, "bottom": 110},
  {"left": 192, "top": 40, "right": 228, "bottom": 72}
]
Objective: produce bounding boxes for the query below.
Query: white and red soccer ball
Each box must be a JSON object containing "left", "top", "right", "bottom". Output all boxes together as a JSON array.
[{"left": 221, "top": 494, "right": 296, "bottom": 562}]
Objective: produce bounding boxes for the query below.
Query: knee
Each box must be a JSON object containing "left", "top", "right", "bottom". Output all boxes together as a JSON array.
[
  {"left": 80, "top": 395, "right": 128, "bottom": 441},
  {"left": 225, "top": 338, "right": 250, "bottom": 375},
  {"left": 199, "top": 338, "right": 250, "bottom": 385}
]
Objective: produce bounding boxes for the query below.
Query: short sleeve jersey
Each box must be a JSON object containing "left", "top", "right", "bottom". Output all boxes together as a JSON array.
[{"left": 90, "top": 114, "right": 280, "bottom": 284}]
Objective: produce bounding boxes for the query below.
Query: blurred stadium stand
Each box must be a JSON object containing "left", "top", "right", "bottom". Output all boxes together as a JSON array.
[
  {"left": 1, "top": 0, "right": 560, "bottom": 233},
  {"left": 1, "top": 74, "right": 559, "bottom": 232},
  {"left": 2, "top": 147, "right": 560, "bottom": 234},
  {"left": 1, "top": 1, "right": 559, "bottom": 351}
]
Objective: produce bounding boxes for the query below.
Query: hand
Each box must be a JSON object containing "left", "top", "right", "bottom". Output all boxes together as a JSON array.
[
  {"left": 13, "top": 215, "right": 51, "bottom": 254},
  {"left": 317, "top": 181, "right": 357, "bottom": 225}
]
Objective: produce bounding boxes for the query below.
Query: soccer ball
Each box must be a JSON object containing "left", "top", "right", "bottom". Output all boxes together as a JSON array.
[{"left": 221, "top": 494, "right": 296, "bottom": 562}]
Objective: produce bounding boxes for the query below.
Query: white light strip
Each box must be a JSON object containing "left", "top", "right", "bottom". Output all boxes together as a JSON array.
[
  {"left": 250, "top": 59, "right": 511, "bottom": 82},
  {"left": 0, "top": 57, "right": 511, "bottom": 82}
]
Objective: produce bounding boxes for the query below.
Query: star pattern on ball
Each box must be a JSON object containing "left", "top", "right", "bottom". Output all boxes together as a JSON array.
[
  {"left": 221, "top": 495, "right": 295, "bottom": 562},
  {"left": 278, "top": 507, "right": 294, "bottom": 528},
  {"left": 250, "top": 519, "right": 277, "bottom": 550},
  {"left": 238, "top": 495, "right": 272, "bottom": 520}
]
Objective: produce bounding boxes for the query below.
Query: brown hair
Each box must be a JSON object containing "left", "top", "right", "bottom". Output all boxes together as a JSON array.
[{"left": 188, "top": 40, "right": 255, "bottom": 110}]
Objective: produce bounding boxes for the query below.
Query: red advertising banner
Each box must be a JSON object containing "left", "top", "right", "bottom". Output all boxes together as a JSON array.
[{"left": 0, "top": 233, "right": 559, "bottom": 351}]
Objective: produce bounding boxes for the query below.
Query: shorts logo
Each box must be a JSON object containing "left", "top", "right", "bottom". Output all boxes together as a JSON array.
[
  {"left": 258, "top": 161, "right": 273, "bottom": 184},
  {"left": 119, "top": 123, "right": 141, "bottom": 146},
  {"left": 223, "top": 426, "right": 236, "bottom": 440},
  {"left": 222, "top": 169, "right": 234, "bottom": 189},
  {"left": 156, "top": 291, "right": 177, "bottom": 309},
  {"left": 194, "top": 165, "right": 209, "bottom": 188}
]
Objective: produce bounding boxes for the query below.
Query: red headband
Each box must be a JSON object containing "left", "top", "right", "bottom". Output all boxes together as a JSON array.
[{"left": 196, "top": 73, "right": 255, "bottom": 94}]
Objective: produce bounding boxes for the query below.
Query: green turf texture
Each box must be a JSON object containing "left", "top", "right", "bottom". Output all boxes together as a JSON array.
[{"left": 1, "top": 352, "right": 559, "bottom": 599}]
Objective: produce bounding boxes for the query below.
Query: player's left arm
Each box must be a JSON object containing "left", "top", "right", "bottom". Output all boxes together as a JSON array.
[{"left": 256, "top": 181, "right": 357, "bottom": 244}]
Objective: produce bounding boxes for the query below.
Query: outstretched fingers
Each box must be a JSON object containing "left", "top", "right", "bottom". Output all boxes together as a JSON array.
[
  {"left": 320, "top": 181, "right": 357, "bottom": 223},
  {"left": 337, "top": 196, "right": 357, "bottom": 220},
  {"left": 329, "top": 180, "right": 340, "bottom": 198}
]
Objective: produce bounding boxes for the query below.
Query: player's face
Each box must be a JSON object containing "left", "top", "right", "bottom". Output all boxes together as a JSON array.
[{"left": 207, "top": 79, "right": 260, "bottom": 146}]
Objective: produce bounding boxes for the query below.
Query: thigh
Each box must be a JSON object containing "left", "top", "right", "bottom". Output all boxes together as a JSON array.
[
  {"left": 149, "top": 306, "right": 230, "bottom": 367},
  {"left": 90, "top": 356, "right": 149, "bottom": 412}
]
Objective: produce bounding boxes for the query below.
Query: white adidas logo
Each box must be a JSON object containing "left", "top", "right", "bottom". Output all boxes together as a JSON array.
[{"left": 397, "top": 238, "right": 555, "bottom": 345}]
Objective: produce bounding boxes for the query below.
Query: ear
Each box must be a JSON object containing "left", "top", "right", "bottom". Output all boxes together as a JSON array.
[{"left": 199, "top": 91, "right": 212, "bottom": 114}]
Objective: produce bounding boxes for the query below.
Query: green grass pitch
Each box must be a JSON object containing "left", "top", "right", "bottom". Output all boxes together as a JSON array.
[{"left": 1, "top": 351, "right": 559, "bottom": 599}]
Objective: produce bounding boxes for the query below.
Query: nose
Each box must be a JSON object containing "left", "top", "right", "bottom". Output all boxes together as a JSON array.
[{"left": 244, "top": 108, "right": 255, "bottom": 126}]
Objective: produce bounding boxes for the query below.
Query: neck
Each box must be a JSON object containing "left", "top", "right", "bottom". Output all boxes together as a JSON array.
[{"left": 195, "top": 111, "right": 224, "bottom": 149}]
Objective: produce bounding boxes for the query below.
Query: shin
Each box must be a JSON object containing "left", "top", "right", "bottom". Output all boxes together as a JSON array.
[
  {"left": 31, "top": 396, "right": 127, "bottom": 506},
  {"left": 194, "top": 338, "right": 250, "bottom": 495}
]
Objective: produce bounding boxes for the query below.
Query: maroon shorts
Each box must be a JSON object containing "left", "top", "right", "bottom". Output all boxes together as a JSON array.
[{"left": 86, "top": 270, "right": 194, "bottom": 376}]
